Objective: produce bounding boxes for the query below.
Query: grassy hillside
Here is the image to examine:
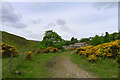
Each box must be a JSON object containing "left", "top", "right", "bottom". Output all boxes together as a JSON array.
[{"left": 1, "top": 31, "right": 41, "bottom": 52}]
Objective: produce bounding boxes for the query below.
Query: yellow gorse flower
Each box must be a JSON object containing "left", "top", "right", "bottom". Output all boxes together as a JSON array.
[
  {"left": 75, "top": 40, "right": 120, "bottom": 62},
  {"left": 2, "top": 43, "right": 19, "bottom": 57}
]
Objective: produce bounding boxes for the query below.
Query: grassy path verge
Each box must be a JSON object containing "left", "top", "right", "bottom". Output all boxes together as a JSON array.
[
  {"left": 70, "top": 53, "right": 118, "bottom": 78},
  {"left": 2, "top": 53, "right": 60, "bottom": 78}
]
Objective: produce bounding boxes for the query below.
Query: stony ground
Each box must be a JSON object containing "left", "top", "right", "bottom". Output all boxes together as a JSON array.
[{"left": 47, "top": 52, "right": 96, "bottom": 78}]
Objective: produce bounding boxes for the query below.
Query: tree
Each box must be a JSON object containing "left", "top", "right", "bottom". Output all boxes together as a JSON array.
[
  {"left": 103, "top": 32, "right": 110, "bottom": 43},
  {"left": 70, "top": 37, "right": 78, "bottom": 44},
  {"left": 42, "top": 30, "right": 64, "bottom": 49},
  {"left": 80, "top": 38, "right": 90, "bottom": 44},
  {"left": 109, "top": 33, "right": 118, "bottom": 41},
  {"left": 64, "top": 40, "right": 71, "bottom": 45},
  {"left": 90, "top": 35, "right": 104, "bottom": 46},
  {"left": 118, "top": 32, "right": 120, "bottom": 40}
]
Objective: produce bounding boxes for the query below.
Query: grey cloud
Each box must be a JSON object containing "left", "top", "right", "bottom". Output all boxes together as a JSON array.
[
  {"left": 44, "top": 23, "right": 57, "bottom": 28},
  {"left": 56, "top": 19, "right": 66, "bottom": 26},
  {"left": 93, "top": 2, "right": 117, "bottom": 10},
  {"left": 1, "top": 3, "right": 27, "bottom": 28},
  {"left": 10, "top": 23, "right": 27, "bottom": 28},
  {"left": 60, "top": 26, "right": 71, "bottom": 33},
  {"left": 31, "top": 19, "right": 41, "bottom": 24},
  {"left": 56, "top": 19, "right": 71, "bottom": 33},
  {"left": 44, "top": 22, "right": 72, "bottom": 33},
  {"left": 2, "top": 3, "right": 20, "bottom": 23}
]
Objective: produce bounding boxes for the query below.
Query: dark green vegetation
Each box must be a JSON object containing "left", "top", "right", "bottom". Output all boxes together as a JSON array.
[
  {"left": 41, "top": 30, "right": 65, "bottom": 49},
  {"left": 41, "top": 30, "right": 79, "bottom": 49},
  {"left": 80, "top": 32, "right": 120, "bottom": 46},
  {"left": 70, "top": 53, "right": 118, "bottom": 78},
  {"left": 64, "top": 37, "right": 78, "bottom": 46}
]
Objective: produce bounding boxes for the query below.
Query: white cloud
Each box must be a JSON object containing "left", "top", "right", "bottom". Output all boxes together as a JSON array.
[
  {"left": 1, "top": 2, "right": 27, "bottom": 28},
  {"left": 92, "top": 2, "right": 118, "bottom": 10}
]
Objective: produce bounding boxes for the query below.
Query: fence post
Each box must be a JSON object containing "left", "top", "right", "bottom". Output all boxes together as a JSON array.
[
  {"left": 22, "top": 51, "right": 24, "bottom": 61},
  {"left": 9, "top": 53, "right": 13, "bottom": 72}
]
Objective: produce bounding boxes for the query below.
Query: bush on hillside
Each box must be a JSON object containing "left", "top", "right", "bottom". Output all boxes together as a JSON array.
[
  {"left": 2, "top": 43, "right": 19, "bottom": 57},
  {"left": 87, "top": 54, "right": 97, "bottom": 62},
  {"left": 75, "top": 40, "right": 120, "bottom": 62},
  {"left": 46, "top": 47, "right": 58, "bottom": 53},
  {"left": 34, "top": 47, "right": 58, "bottom": 54},
  {"left": 26, "top": 51, "right": 33, "bottom": 60},
  {"left": 34, "top": 49, "right": 49, "bottom": 54}
]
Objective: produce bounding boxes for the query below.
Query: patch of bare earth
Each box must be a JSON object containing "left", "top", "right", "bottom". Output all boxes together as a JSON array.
[{"left": 47, "top": 53, "right": 97, "bottom": 78}]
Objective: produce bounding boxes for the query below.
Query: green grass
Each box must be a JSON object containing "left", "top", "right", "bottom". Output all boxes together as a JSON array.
[
  {"left": 2, "top": 52, "right": 61, "bottom": 78},
  {"left": 70, "top": 53, "right": 118, "bottom": 78},
  {"left": 0, "top": 58, "right": 2, "bottom": 79},
  {"left": 2, "top": 50, "right": 119, "bottom": 78}
]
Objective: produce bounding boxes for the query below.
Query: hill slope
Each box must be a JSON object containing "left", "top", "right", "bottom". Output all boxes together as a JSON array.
[{"left": 1, "top": 31, "right": 40, "bottom": 52}]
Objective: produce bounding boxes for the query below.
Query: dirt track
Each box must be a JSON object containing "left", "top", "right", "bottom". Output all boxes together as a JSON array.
[{"left": 47, "top": 52, "right": 96, "bottom": 78}]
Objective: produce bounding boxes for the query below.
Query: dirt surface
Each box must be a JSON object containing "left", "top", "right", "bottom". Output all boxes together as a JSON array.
[{"left": 47, "top": 52, "right": 96, "bottom": 78}]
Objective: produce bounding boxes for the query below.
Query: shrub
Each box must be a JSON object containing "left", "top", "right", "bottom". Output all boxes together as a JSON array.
[
  {"left": 87, "top": 55, "right": 97, "bottom": 62},
  {"left": 34, "top": 49, "right": 49, "bottom": 54},
  {"left": 46, "top": 47, "right": 58, "bottom": 53},
  {"left": 69, "top": 48, "right": 76, "bottom": 50},
  {"left": 2, "top": 43, "right": 19, "bottom": 57},
  {"left": 34, "top": 47, "right": 58, "bottom": 54},
  {"left": 26, "top": 51, "right": 33, "bottom": 60},
  {"left": 75, "top": 40, "right": 120, "bottom": 62}
]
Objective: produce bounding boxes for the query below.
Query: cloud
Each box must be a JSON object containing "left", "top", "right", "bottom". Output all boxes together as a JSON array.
[
  {"left": 56, "top": 19, "right": 72, "bottom": 33},
  {"left": 92, "top": 2, "right": 117, "bottom": 10},
  {"left": 1, "top": 3, "right": 20, "bottom": 23},
  {"left": 3, "top": 22, "right": 27, "bottom": 29},
  {"left": 1, "top": 3, "right": 27, "bottom": 28},
  {"left": 59, "top": 26, "right": 72, "bottom": 33},
  {"left": 22, "top": 30, "right": 43, "bottom": 40},
  {"left": 31, "top": 19, "right": 41, "bottom": 24},
  {"left": 56, "top": 19, "right": 66, "bottom": 26},
  {"left": 43, "top": 22, "right": 72, "bottom": 33},
  {"left": 44, "top": 23, "right": 57, "bottom": 29},
  {"left": 1, "top": 2, "right": 118, "bottom": 41}
]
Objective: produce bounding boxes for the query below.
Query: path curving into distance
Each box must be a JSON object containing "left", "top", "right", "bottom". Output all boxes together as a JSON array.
[{"left": 47, "top": 51, "right": 97, "bottom": 78}]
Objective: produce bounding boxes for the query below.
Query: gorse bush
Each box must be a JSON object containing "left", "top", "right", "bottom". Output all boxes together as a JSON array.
[
  {"left": 69, "top": 48, "right": 76, "bottom": 50},
  {"left": 2, "top": 43, "right": 19, "bottom": 57},
  {"left": 26, "top": 51, "right": 33, "bottom": 60},
  {"left": 34, "top": 47, "right": 58, "bottom": 54},
  {"left": 46, "top": 47, "right": 58, "bottom": 53},
  {"left": 87, "top": 54, "right": 97, "bottom": 62},
  {"left": 75, "top": 40, "right": 120, "bottom": 62},
  {"left": 34, "top": 49, "right": 49, "bottom": 54}
]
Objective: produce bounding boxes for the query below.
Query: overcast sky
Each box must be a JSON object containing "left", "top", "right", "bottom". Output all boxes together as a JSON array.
[{"left": 1, "top": 2, "right": 118, "bottom": 41}]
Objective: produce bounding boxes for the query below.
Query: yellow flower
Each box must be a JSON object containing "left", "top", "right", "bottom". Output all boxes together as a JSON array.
[{"left": 87, "top": 55, "right": 97, "bottom": 61}]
